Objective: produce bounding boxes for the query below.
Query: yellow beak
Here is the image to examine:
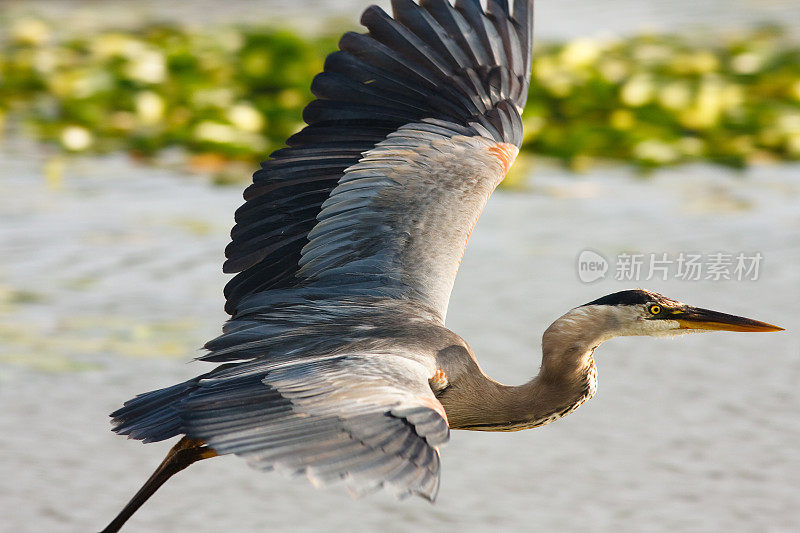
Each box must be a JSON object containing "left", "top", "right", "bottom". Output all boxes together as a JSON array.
[{"left": 674, "top": 306, "right": 784, "bottom": 332}]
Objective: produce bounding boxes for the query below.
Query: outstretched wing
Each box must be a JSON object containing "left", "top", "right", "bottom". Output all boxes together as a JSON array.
[
  {"left": 183, "top": 350, "right": 449, "bottom": 499},
  {"left": 112, "top": 300, "right": 453, "bottom": 499},
  {"left": 224, "top": 0, "right": 533, "bottom": 320},
  {"left": 113, "top": 0, "right": 535, "bottom": 503}
]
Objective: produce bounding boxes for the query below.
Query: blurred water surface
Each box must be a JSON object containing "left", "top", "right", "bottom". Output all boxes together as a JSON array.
[{"left": 1, "top": 137, "right": 798, "bottom": 532}]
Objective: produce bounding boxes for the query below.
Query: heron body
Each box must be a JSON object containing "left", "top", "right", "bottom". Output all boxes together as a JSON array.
[{"left": 101, "top": 1, "right": 782, "bottom": 531}]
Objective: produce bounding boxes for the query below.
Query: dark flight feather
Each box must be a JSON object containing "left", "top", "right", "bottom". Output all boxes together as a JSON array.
[{"left": 223, "top": 0, "right": 532, "bottom": 315}]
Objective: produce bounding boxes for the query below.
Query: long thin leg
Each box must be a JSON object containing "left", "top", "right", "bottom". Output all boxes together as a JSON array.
[{"left": 100, "top": 436, "right": 217, "bottom": 533}]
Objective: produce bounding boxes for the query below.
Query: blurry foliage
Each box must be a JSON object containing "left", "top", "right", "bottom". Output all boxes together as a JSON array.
[
  {"left": 525, "top": 28, "right": 800, "bottom": 170},
  {"left": 0, "top": 19, "right": 334, "bottom": 175},
  {"left": 1, "top": 17, "right": 800, "bottom": 178}
]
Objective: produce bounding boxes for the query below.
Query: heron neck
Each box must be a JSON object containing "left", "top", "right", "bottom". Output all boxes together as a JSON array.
[{"left": 440, "top": 308, "right": 604, "bottom": 431}]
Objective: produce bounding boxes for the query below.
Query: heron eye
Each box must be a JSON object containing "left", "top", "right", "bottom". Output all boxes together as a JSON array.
[{"left": 649, "top": 305, "right": 662, "bottom": 315}]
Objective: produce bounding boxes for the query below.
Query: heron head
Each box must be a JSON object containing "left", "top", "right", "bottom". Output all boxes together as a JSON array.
[{"left": 580, "top": 289, "right": 783, "bottom": 338}]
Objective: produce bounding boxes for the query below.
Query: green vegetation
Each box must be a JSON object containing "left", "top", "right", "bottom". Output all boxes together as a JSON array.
[
  {"left": 1, "top": 18, "right": 799, "bottom": 178},
  {"left": 525, "top": 29, "right": 800, "bottom": 170}
]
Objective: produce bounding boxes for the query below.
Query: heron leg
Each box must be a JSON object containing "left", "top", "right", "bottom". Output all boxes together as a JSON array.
[{"left": 100, "top": 436, "right": 217, "bottom": 533}]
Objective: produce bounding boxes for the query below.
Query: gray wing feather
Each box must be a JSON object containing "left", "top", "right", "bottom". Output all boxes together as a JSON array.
[
  {"left": 291, "top": 122, "right": 511, "bottom": 320},
  {"left": 223, "top": 0, "right": 532, "bottom": 315},
  {"left": 114, "top": 341, "right": 449, "bottom": 499},
  {"left": 184, "top": 351, "right": 448, "bottom": 500},
  {"left": 112, "top": 298, "right": 452, "bottom": 499}
]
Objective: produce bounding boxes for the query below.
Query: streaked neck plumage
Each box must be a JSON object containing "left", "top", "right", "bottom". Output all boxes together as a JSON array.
[{"left": 439, "top": 306, "right": 609, "bottom": 431}]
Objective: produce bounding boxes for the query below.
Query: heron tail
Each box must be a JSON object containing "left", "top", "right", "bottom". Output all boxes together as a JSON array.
[{"left": 100, "top": 436, "right": 216, "bottom": 533}]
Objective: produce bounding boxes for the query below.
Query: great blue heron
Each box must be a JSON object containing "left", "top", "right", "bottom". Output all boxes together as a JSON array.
[{"left": 100, "top": 1, "right": 783, "bottom": 531}]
